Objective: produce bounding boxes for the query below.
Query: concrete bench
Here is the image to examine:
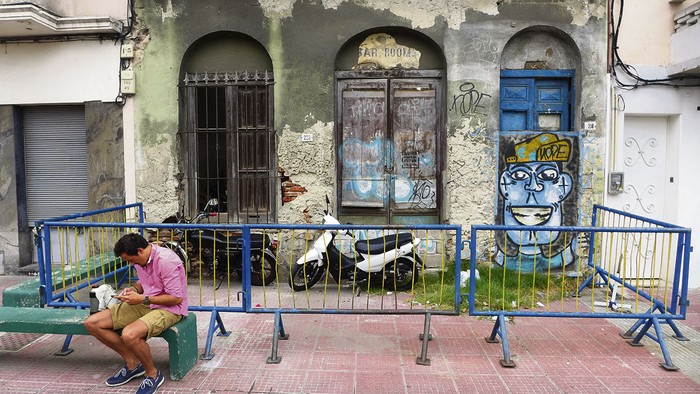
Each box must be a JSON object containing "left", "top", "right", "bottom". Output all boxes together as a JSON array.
[{"left": 0, "top": 307, "right": 198, "bottom": 381}]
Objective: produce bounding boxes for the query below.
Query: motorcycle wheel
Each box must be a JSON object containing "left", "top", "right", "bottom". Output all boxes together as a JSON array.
[
  {"left": 384, "top": 256, "right": 421, "bottom": 291},
  {"left": 289, "top": 260, "right": 324, "bottom": 291},
  {"left": 250, "top": 252, "right": 277, "bottom": 286},
  {"left": 163, "top": 242, "right": 189, "bottom": 273}
]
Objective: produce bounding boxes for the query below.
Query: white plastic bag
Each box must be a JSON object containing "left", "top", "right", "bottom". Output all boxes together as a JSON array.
[
  {"left": 459, "top": 270, "right": 480, "bottom": 288},
  {"left": 92, "top": 284, "right": 119, "bottom": 310}
]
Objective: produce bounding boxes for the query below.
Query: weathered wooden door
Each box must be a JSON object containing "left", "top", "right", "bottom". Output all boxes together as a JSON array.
[{"left": 338, "top": 77, "right": 440, "bottom": 224}]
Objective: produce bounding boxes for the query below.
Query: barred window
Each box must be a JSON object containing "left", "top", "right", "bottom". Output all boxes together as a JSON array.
[{"left": 182, "top": 71, "right": 275, "bottom": 223}]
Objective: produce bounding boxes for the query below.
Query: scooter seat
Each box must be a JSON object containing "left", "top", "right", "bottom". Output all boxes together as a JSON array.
[{"left": 354, "top": 232, "right": 414, "bottom": 255}]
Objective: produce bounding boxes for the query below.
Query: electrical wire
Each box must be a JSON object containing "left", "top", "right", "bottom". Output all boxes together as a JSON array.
[
  {"left": 610, "top": 0, "right": 700, "bottom": 89},
  {"left": 119, "top": 0, "right": 136, "bottom": 44},
  {"left": 114, "top": 0, "right": 136, "bottom": 106}
]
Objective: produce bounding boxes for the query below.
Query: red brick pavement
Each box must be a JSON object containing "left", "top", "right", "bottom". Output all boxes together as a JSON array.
[{"left": 0, "top": 275, "right": 699, "bottom": 393}]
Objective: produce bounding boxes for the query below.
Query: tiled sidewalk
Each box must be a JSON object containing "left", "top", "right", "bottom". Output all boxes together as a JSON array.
[{"left": 1, "top": 275, "right": 699, "bottom": 393}]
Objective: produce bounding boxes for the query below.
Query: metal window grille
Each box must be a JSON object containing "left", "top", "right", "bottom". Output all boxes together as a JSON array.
[{"left": 182, "top": 71, "right": 275, "bottom": 223}]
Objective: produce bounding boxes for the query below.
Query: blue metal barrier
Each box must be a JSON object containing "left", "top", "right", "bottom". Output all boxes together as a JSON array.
[
  {"left": 37, "top": 214, "right": 463, "bottom": 364},
  {"left": 34, "top": 203, "right": 144, "bottom": 307},
  {"left": 469, "top": 205, "right": 691, "bottom": 370},
  {"left": 36, "top": 202, "right": 692, "bottom": 371}
]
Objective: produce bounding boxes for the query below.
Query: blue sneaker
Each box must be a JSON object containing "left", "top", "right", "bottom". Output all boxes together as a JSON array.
[
  {"left": 105, "top": 364, "right": 145, "bottom": 386},
  {"left": 136, "top": 370, "right": 164, "bottom": 394}
]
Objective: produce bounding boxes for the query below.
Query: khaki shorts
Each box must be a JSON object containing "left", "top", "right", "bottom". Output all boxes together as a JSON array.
[{"left": 108, "top": 302, "right": 183, "bottom": 340}]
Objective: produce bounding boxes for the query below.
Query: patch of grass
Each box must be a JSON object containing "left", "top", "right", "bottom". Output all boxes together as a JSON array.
[
  {"left": 403, "top": 261, "right": 584, "bottom": 313},
  {"left": 407, "top": 261, "right": 461, "bottom": 312},
  {"left": 472, "top": 265, "right": 582, "bottom": 312}
]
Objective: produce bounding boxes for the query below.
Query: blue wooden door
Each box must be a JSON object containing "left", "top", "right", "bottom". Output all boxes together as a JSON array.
[{"left": 500, "top": 70, "right": 573, "bottom": 131}]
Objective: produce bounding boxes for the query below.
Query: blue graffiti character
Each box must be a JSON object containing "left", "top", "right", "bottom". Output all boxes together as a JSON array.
[{"left": 496, "top": 133, "right": 576, "bottom": 272}]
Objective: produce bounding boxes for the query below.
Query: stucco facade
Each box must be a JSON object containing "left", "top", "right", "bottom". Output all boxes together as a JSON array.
[
  {"left": 128, "top": 0, "right": 607, "bottom": 227},
  {"left": 0, "top": 0, "right": 612, "bottom": 275}
]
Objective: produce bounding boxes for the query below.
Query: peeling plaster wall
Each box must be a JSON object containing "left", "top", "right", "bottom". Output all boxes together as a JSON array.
[
  {"left": 257, "top": 0, "right": 499, "bottom": 28},
  {"left": 0, "top": 106, "right": 20, "bottom": 274},
  {"left": 277, "top": 120, "right": 336, "bottom": 223},
  {"left": 443, "top": 12, "right": 607, "bottom": 227},
  {"left": 85, "top": 102, "right": 125, "bottom": 210},
  {"left": 133, "top": 0, "right": 607, "bottom": 227},
  {"left": 130, "top": 1, "right": 191, "bottom": 220}
]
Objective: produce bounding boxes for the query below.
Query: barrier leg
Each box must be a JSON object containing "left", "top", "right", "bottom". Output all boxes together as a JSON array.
[
  {"left": 576, "top": 274, "right": 595, "bottom": 295},
  {"left": 653, "top": 318, "right": 679, "bottom": 370},
  {"left": 485, "top": 314, "right": 515, "bottom": 368},
  {"left": 277, "top": 312, "right": 289, "bottom": 340},
  {"left": 54, "top": 334, "right": 74, "bottom": 356},
  {"left": 416, "top": 312, "right": 431, "bottom": 366},
  {"left": 214, "top": 310, "right": 231, "bottom": 337},
  {"left": 667, "top": 319, "right": 689, "bottom": 341},
  {"left": 628, "top": 317, "right": 678, "bottom": 371},
  {"left": 201, "top": 309, "right": 230, "bottom": 360},
  {"left": 267, "top": 311, "right": 284, "bottom": 364},
  {"left": 620, "top": 308, "right": 653, "bottom": 339},
  {"left": 577, "top": 267, "right": 609, "bottom": 296},
  {"left": 620, "top": 305, "right": 686, "bottom": 342}
]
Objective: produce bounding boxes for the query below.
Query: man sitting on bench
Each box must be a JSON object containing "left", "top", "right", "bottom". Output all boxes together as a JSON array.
[{"left": 84, "top": 233, "right": 188, "bottom": 394}]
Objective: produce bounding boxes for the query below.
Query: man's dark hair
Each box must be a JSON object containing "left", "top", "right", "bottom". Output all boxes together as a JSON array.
[{"left": 114, "top": 233, "right": 149, "bottom": 257}]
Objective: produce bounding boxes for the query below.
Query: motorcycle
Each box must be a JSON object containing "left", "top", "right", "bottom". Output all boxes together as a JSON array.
[
  {"left": 289, "top": 196, "right": 423, "bottom": 292},
  {"left": 163, "top": 199, "right": 278, "bottom": 286}
]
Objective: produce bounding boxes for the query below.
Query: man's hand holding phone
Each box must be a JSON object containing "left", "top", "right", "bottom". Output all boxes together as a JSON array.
[{"left": 112, "top": 287, "right": 143, "bottom": 305}]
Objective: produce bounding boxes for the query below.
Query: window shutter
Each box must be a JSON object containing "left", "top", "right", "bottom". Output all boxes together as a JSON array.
[
  {"left": 500, "top": 78, "right": 535, "bottom": 131},
  {"left": 23, "top": 106, "right": 88, "bottom": 225}
]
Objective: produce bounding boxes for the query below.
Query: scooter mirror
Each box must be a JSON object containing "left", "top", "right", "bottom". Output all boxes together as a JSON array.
[{"left": 208, "top": 198, "right": 219, "bottom": 207}]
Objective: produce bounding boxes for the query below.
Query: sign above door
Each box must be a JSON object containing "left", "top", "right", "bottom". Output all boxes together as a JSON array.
[{"left": 355, "top": 33, "right": 421, "bottom": 70}]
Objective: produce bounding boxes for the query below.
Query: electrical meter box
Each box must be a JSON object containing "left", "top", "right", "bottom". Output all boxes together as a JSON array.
[
  {"left": 608, "top": 172, "right": 624, "bottom": 195},
  {"left": 120, "top": 42, "right": 134, "bottom": 59}
]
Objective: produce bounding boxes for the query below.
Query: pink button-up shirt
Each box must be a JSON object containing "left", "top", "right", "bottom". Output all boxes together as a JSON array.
[{"left": 133, "top": 244, "right": 188, "bottom": 316}]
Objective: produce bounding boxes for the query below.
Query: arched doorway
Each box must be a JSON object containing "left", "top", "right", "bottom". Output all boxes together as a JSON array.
[
  {"left": 499, "top": 26, "right": 581, "bottom": 132},
  {"left": 179, "top": 32, "right": 275, "bottom": 223},
  {"left": 495, "top": 27, "right": 583, "bottom": 271}
]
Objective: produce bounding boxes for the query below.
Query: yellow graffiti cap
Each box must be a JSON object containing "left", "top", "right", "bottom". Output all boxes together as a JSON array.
[{"left": 506, "top": 133, "right": 571, "bottom": 164}]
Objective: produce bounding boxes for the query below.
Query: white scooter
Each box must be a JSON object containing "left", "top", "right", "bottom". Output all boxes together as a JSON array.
[{"left": 289, "top": 197, "right": 423, "bottom": 292}]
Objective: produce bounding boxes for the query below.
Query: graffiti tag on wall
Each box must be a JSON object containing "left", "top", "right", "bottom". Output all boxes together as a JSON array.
[
  {"left": 465, "top": 36, "right": 499, "bottom": 64},
  {"left": 495, "top": 133, "right": 580, "bottom": 272},
  {"left": 450, "top": 82, "right": 492, "bottom": 117}
]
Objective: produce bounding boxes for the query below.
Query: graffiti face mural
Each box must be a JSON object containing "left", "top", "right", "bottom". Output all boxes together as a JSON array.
[{"left": 496, "top": 133, "right": 579, "bottom": 272}]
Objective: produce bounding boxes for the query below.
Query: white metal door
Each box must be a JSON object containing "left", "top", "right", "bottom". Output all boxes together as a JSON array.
[
  {"left": 617, "top": 116, "right": 668, "bottom": 219},
  {"left": 609, "top": 116, "right": 673, "bottom": 282}
]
